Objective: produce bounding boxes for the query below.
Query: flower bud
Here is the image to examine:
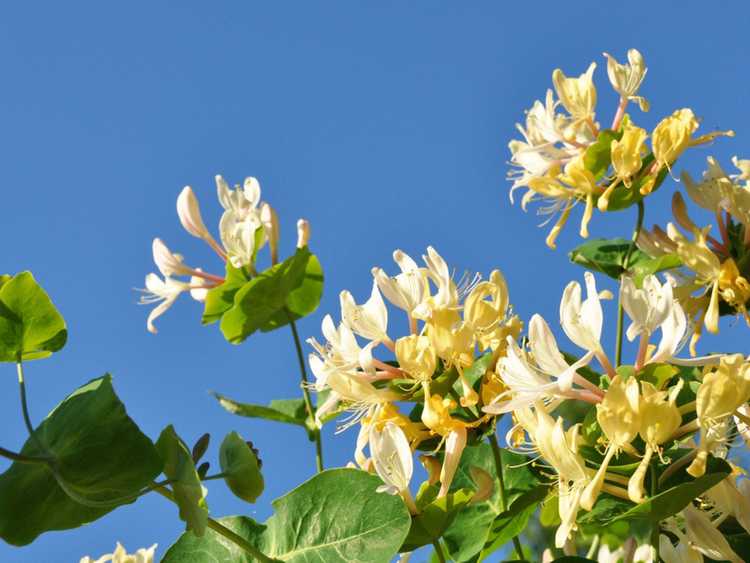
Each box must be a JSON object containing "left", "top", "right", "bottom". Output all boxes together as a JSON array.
[
  {"left": 297, "top": 218, "right": 310, "bottom": 248},
  {"left": 177, "top": 186, "right": 212, "bottom": 241},
  {"left": 260, "top": 203, "right": 280, "bottom": 264}
]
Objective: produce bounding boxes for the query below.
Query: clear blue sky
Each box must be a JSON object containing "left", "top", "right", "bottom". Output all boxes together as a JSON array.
[{"left": 1, "top": 2, "right": 749, "bottom": 561}]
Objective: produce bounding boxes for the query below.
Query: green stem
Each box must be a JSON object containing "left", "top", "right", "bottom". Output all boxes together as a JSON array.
[
  {"left": 286, "top": 310, "right": 324, "bottom": 473},
  {"left": 0, "top": 445, "right": 52, "bottom": 465},
  {"left": 615, "top": 200, "right": 645, "bottom": 367},
  {"left": 16, "top": 361, "right": 48, "bottom": 455},
  {"left": 488, "top": 432, "right": 524, "bottom": 560},
  {"left": 432, "top": 539, "right": 447, "bottom": 563},
  {"left": 155, "top": 486, "right": 278, "bottom": 562}
]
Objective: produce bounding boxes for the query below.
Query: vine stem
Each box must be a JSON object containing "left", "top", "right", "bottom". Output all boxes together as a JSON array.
[
  {"left": 615, "top": 200, "right": 645, "bottom": 367},
  {"left": 488, "top": 432, "right": 524, "bottom": 560},
  {"left": 432, "top": 539, "right": 447, "bottom": 563},
  {"left": 286, "top": 310, "right": 324, "bottom": 473},
  {"left": 154, "top": 487, "right": 278, "bottom": 562}
]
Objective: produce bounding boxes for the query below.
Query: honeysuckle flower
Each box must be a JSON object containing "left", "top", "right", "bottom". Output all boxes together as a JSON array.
[
  {"left": 151, "top": 238, "right": 194, "bottom": 278},
  {"left": 552, "top": 62, "right": 597, "bottom": 134},
  {"left": 176, "top": 186, "right": 219, "bottom": 248},
  {"left": 260, "top": 203, "right": 279, "bottom": 264},
  {"left": 215, "top": 175, "right": 266, "bottom": 268},
  {"left": 371, "top": 250, "right": 428, "bottom": 322},
  {"left": 628, "top": 380, "right": 682, "bottom": 503},
  {"left": 689, "top": 354, "right": 750, "bottom": 476},
  {"left": 139, "top": 273, "right": 190, "bottom": 334},
  {"left": 216, "top": 175, "right": 261, "bottom": 216},
  {"left": 80, "top": 542, "right": 157, "bottom": 563},
  {"left": 597, "top": 542, "right": 654, "bottom": 563},
  {"left": 394, "top": 335, "right": 437, "bottom": 382},
  {"left": 682, "top": 504, "right": 743, "bottom": 563},
  {"left": 369, "top": 422, "right": 413, "bottom": 496},
  {"left": 604, "top": 48, "right": 649, "bottom": 113},
  {"left": 581, "top": 374, "right": 640, "bottom": 510},
  {"left": 610, "top": 122, "right": 648, "bottom": 191},
  {"left": 485, "top": 315, "right": 600, "bottom": 414},
  {"left": 340, "top": 282, "right": 390, "bottom": 344},
  {"left": 659, "top": 534, "right": 704, "bottom": 563},
  {"left": 307, "top": 314, "right": 375, "bottom": 375},
  {"left": 296, "top": 218, "right": 310, "bottom": 248},
  {"left": 412, "top": 246, "right": 459, "bottom": 320},
  {"left": 514, "top": 403, "right": 590, "bottom": 548},
  {"left": 560, "top": 272, "right": 615, "bottom": 374},
  {"left": 463, "top": 269, "right": 509, "bottom": 335},
  {"left": 682, "top": 157, "right": 733, "bottom": 215},
  {"left": 621, "top": 274, "right": 672, "bottom": 341},
  {"left": 705, "top": 476, "right": 750, "bottom": 535}
]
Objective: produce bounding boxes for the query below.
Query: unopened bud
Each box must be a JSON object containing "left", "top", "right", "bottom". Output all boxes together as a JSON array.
[
  {"left": 419, "top": 455, "right": 441, "bottom": 486},
  {"left": 296, "top": 219, "right": 310, "bottom": 249},
  {"left": 192, "top": 433, "right": 211, "bottom": 463},
  {"left": 261, "top": 203, "right": 280, "bottom": 264},
  {"left": 177, "top": 186, "right": 211, "bottom": 241}
]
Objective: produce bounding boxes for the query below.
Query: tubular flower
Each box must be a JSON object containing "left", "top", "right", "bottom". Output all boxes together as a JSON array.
[
  {"left": 610, "top": 122, "right": 648, "bottom": 190},
  {"left": 340, "top": 282, "right": 390, "bottom": 344},
  {"left": 139, "top": 274, "right": 190, "bottom": 334},
  {"left": 681, "top": 505, "right": 743, "bottom": 563},
  {"left": 689, "top": 354, "right": 750, "bottom": 477},
  {"left": 604, "top": 48, "right": 649, "bottom": 111},
  {"left": 372, "top": 250, "right": 428, "bottom": 320},
  {"left": 216, "top": 175, "right": 266, "bottom": 268},
  {"left": 580, "top": 374, "right": 640, "bottom": 511},
  {"left": 628, "top": 380, "right": 682, "bottom": 503},
  {"left": 395, "top": 335, "right": 437, "bottom": 382},
  {"left": 552, "top": 62, "right": 597, "bottom": 136},
  {"left": 515, "top": 404, "right": 591, "bottom": 548},
  {"left": 369, "top": 422, "right": 413, "bottom": 496}
]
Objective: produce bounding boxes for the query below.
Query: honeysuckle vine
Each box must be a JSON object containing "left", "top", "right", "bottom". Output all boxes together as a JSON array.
[{"left": 3, "top": 46, "right": 750, "bottom": 563}]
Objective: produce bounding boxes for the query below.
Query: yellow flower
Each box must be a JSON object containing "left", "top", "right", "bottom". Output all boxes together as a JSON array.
[
  {"left": 610, "top": 122, "right": 648, "bottom": 188},
  {"left": 552, "top": 62, "right": 597, "bottom": 123},
  {"left": 395, "top": 335, "right": 437, "bottom": 382},
  {"left": 603, "top": 48, "right": 649, "bottom": 111},
  {"left": 651, "top": 109, "right": 700, "bottom": 169}
]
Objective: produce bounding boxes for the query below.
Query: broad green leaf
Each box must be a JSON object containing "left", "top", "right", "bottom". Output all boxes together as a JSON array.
[
  {"left": 442, "top": 444, "right": 539, "bottom": 562},
  {"left": 156, "top": 425, "right": 209, "bottom": 536},
  {"left": 631, "top": 254, "right": 682, "bottom": 286},
  {"left": 479, "top": 485, "right": 548, "bottom": 560},
  {"left": 401, "top": 484, "right": 474, "bottom": 551},
  {"left": 638, "top": 363, "right": 678, "bottom": 389},
  {"left": 219, "top": 432, "right": 264, "bottom": 504},
  {"left": 584, "top": 129, "right": 620, "bottom": 180},
  {"left": 163, "top": 468, "right": 411, "bottom": 563},
  {"left": 260, "top": 253, "right": 324, "bottom": 331},
  {"left": 202, "top": 262, "right": 251, "bottom": 324},
  {"left": 612, "top": 469, "right": 730, "bottom": 524},
  {"left": 568, "top": 238, "right": 645, "bottom": 280},
  {"left": 0, "top": 375, "right": 162, "bottom": 546},
  {"left": 214, "top": 393, "right": 308, "bottom": 428},
  {"left": 0, "top": 271, "right": 67, "bottom": 362},
  {"left": 220, "top": 248, "right": 321, "bottom": 343},
  {"left": 452, "top": 352, "right": 494, "bottom": 396}
]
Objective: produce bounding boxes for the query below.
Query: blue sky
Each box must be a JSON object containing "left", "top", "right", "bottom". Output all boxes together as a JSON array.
[{"left": 1, "top": 2, "right": 749, "bottom": 561}]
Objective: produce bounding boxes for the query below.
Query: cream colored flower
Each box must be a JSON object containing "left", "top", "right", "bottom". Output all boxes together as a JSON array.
[
  {"left": 340, "top": 282, "right": 390, "bottom": 343},
  {"left": 139, "top": 273, "right": 189, "bottom": 334},
  {"left": 80, "top": 542, "right": 157, "bottom": 563},
  {"left": 603, "top": 48, "right": 649, "bottom": 111},
  {"left": 370, "top": 422, "right": 413, "bottom": 495}
]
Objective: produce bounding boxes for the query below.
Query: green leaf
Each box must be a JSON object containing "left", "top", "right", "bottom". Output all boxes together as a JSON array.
[
  {"left": 156, "top": 425, "right": 209, "bottom": 536},
  {"left": 568, "top": 238, "right": 646, "bottom": 280},
  {"left": 606, "top": 156, "right": 668, "bottom": 212},
  {"left": 584, "top": 129, "right": 620, "bottom": 180},
  {"left": 163, "top": 468, "right": 411, "bottom": 563},
  {"left": 202, "top": 262, "right": 251, "bottom": 325},
  {"left": 452, "top": 352, "right": 494, "bottom": 396},
  {"left": 163, "top": 516, "right": 268, "bottom": 562},
  {"left": 613, "top": 470, "right": 730, "bottom": 524},
  {"left": 0, "top": 271, "right": 67, "bottom": 362},
  {"left": 0, "top": 375, "right": 162, "bottom": 546},
  {"left": 401, "top": 484, "right": 474, "bottom": 551},
  {"left": 214, "top": 393, "right": 308, "bottom": 428},
  {"left": 631, "top": 254, "right": 682, "bottom": 286},
  {"left": 219, "top": 432, "right": 264, "bottom": 504},
  {"left": 639, "top": 362, "right": 678, "bottom": 389},
  {"left": 260, "top": 253, "right": 324, "bottom": 331},
  {"left": 479, "top": 485, "right": 548, "bottom": 560},
  {"left": 220, "top": 248, "right": 322, "bottom": 343},
  {"left": 442, "top": 444, "right": 539, "bottom": 562}
]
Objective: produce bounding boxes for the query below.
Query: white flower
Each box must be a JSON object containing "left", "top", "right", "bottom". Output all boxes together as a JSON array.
[
  {"left": 216, "top": 175, "right": 261, "bottom": 216},
  {"left": 372, "top": 250, "right": 428, "bottom": 317},
  {"left": 621, "top": 274, "right": 673, "bottom": 341},
  {"left": 296, "top": 218, "right": 310, "bottom": 249},
  {"left": 152, "top": 238, "right": 193, "bottom": 278},
  {"left": 139, "top": 274, "right": 189, "bottom": 334},
  {"left": 260, "top": 203, "right": 279, "bottom": 263},
  {"left": 659, "top": 534, "right": 703, "bottom": 563},
  {"left": 80, "top": 542, "right": 157, "bottom": 563},
  {"left": 176, "top": 186, "right": 213, "bottom": 242},
  {"left": 560, "top": 272, "right": 604, "bottom": 353},
  {"left": 603, "top": 48, "right": 649, "bottom": 111},
  {"left": 683, "top": 504, "right": 743, "bottom": 563},
  {"left": 413, "top": 247, "right": 459, "bottom": 320},
  {"left": 370, "top": 422, "right": 413, "bottom": 494},
  {"left": 340, "top": 282, "right": 390, "bottom": 343},
  {"left": 216, "top": 175, "right": 266, "bottom": 268}
]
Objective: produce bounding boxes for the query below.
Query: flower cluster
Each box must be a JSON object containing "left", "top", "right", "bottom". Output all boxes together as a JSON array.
[
  {"left": 80, "top": 542, "right": 157, "bottom": 563},
  {"left": 308, "top": 247, "right": 521, "bottom": 498},
  {"left": 139, "top": 175, "right": 308, "bottom": 333},
  {"left": 638, "top": 157, "right": 750, "bottom": 350},
  {"left": 509, "top": 48, "right": 733, "bottom": 249}
]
